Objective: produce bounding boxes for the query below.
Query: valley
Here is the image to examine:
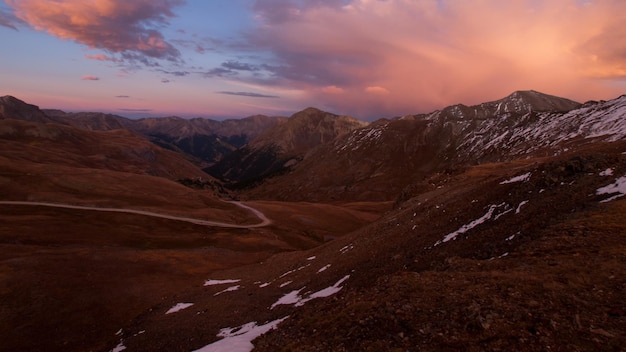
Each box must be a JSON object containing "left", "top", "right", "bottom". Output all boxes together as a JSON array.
[{"left": 1, "top": 92, "right": 625, "bottom": 351}]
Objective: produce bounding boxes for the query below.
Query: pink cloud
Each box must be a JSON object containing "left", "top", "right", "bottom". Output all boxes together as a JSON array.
[
  {"left": 81, "top": 75, "right": 100, "bottom": 81},
  {"left": 322, "top": 85, "right": 345, "bottom": 94},
  {"left": 85, "top": 54, "right": 120, "bottom": 62},
  {"left": 7, "top": 0, "right": 183, "bottom": 62},
  {"left": 250, "top": 0, "right": 626, "bottom": 118}
]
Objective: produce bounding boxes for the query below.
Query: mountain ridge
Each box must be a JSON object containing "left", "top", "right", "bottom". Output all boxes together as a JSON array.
[
  {"left": 244, "top": 92, "right": 624, "bottom": 202},
  {"left": 207, "top": 107, "right": 367, "bottom": 186}
]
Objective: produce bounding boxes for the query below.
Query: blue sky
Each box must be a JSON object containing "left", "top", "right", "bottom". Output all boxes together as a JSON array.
[{"left": 1, "top": 0, "right": 625, "bottom": 120}]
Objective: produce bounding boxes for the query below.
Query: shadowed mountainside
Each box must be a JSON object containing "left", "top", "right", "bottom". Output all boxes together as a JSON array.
[{"left": 207, "top": 107, "right": 368, "bottom": 186}]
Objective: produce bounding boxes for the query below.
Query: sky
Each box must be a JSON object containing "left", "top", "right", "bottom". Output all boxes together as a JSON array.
[{"left": 1, "top": 0, "right": 625, "bottom": 120}]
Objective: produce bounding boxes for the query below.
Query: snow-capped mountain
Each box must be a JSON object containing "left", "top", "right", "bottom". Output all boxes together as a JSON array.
[
  {"left": 445, "top": 91, "right": 626, "bottom": 161},
  {"left": 247, "top": 91, "right": 626, "bottom": 202}
]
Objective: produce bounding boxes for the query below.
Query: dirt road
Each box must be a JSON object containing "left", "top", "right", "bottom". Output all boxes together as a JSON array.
[{"left": 0, "top": 200, "right": 271, "bottom": 228}]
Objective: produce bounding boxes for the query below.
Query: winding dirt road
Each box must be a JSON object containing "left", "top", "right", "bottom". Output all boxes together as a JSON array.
[{"left": 0, "top": 200, "right": 271, "bottom": 228}]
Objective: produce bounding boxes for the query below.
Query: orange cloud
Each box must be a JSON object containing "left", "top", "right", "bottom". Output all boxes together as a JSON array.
[
  {"left": 365, "top": 86, "right": 390, "bottom": 95},
  {"left": 7, "top": 0, "right": 183, "bottom": 62},
  {"left": 322, "top": 85, "right": 345, "bottom": 94},
  {"left": 81, "top": 75, "right": 100, "bottom": 81},
  {"left": 251, "top": 0, "right": 626, "bottom": 118}
]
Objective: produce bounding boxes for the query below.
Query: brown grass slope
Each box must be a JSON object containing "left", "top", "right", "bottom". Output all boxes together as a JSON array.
[
  {"left": 113, "top": 141, "right": 626, "bottom": 351},
  {"left": 0, "top": 115, "right": 386, "bottom": 352},
  {"left": 0, "top": 118, "right": 209, "bottom": 180}
]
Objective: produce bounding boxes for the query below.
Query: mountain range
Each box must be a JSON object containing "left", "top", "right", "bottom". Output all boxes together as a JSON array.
[
  {"left": 0, "top": 90, "right": 625, "bottom": 351},
  {"left": 43, "top": 104, "right": 286, "bottom": 167}
]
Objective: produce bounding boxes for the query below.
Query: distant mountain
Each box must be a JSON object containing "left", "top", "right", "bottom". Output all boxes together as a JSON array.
[
  {"left": 43, "top": 110, "right": 133, "bottom": 130},
  {"left": 0, "top": 97, "right": 212, "bottom": 181},
  {"left": 130, "top": 114, "right": 285, "bottom": 166},
  {"left": 42, "top": 109, "right": 285, "bottom": 166},
  {"left": 442, "top": 90, "right": 581, "bottom": 119},
  {"left": 0, "top": 95, "right": 52, "bottom": 123},
  {"left": 245, "top": 91, "right": 625, "bottom": 201},
  {"left": 207, "top": 107, "right": 368, "bottom": 186}
]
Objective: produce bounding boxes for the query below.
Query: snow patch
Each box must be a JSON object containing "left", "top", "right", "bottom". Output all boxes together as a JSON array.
[
  {"left": 279, "top": 281, "right": 292, "bottom": 288},
  {"left": 214, "top": 285, "right": 241, "bottom": 296},
  {"left": 192, "top": 317, "right": 288, "bottom": 352},
  {"left": 434, "top": 203, "right": 510, "bottom": 246},
  {"left": 166, "top": 303, "right": 194, "bottom": 315},
  {"left": 506, "top": 232, "right": 519, "bottom": 241},
  {"left": 317, "top": 264, "right": 331, "bottom": 273},
  {"left": 279, "top": 264, "right": 311, "bottom": 278},
  {"left": 515, "top": 200, "right": 529, "bottom": 214},
  {"left": 110, "top": 341, "right": 126, "bottom": 352},
  {"left": 271, "top": 275, "right": 350, "bottom": 309},
  {"left": 600, "top": 168, "right": 614, "bottom": 176},
  {"left": 307, "top": 256, "right": 316, "bottom": 261},
  {"left": 340, "top": 244, "right": 354, "bottom": 253},
  {"left": 204, "top": 279, "right": 241, "bottom": 286},
  {"left": 500, "top": 172, "right": 531, "bottom": 185},
  {"left": 596, "top": 175, "right": 626, "bottom": 203}
]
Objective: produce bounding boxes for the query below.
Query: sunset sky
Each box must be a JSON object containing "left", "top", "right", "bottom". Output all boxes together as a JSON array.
[{"left": 1, "top": 0, "right": 625, "bottom": 120}]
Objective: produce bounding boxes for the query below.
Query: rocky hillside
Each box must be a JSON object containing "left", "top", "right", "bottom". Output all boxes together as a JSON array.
[
  {"left": 207, "top": 107, "right": 368, "bottom": 186},
  {"left": 246, "top": 91, "right": 625, "bottom": 202}
]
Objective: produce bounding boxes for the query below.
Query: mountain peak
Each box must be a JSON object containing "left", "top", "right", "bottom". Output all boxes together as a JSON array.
[
  {"left": 252, "top": 107, "right": 367, "bottom": 152},
  {"left": 0, "top": 95, "right": 51, "bottom": 122},
  {"left": 1, "top": 95, "right": 34, "bottom": 109},
  {"left": 495, "top": 90, "right": 581, "bottom": 113}
]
